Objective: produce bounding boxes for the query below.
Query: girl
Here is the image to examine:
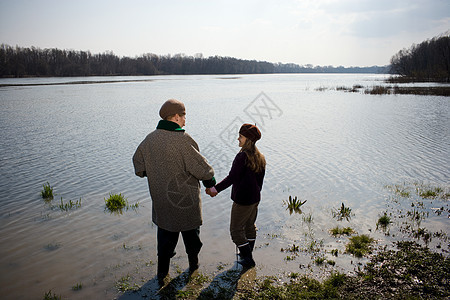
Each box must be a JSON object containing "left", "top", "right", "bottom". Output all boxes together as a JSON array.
[{"left": 207, "top": 123, "right": 266, "bottom": 268}]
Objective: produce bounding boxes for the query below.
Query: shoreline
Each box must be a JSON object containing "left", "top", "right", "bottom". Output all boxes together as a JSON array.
[{"left": 114, "top": 240, "right": 449, "bottom": 299}]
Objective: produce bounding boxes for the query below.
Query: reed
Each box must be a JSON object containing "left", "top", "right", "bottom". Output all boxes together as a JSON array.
[
  {"left": 332, "top": 203, "right": 354, "bottom": 221},
  {"left": 58, "top": 197, "right": 81, "bottom": 211},
  {"left": 284, "top": 196, "right": 307, "bottom": 215},
  {"left": 302, "top": 213, "right": 313, "bottom": 224},
  {"left": 336, "top": 85, "right": 362, "bottom": 92},
  {"left": 364, "top": 85, "right": 391, "bottom": 95},
  {"left": 376, "top": 213, "right": 392, "bottom": 231},
  {"left": 281, "top": 244, "right": 299, "bottom": 253},
  {"left": 130, "top": 202, "right": 139, "bottom": 210}
]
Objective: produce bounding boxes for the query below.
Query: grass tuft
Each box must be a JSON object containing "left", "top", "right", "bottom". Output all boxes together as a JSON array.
[
  {"left": 314, "top": 256, "right": 326, "bottom": 265},
  {"left": 345, "top": 234, "right": 375, "bottom": 258},
  {"left": 115, "top": 274, "right": 139, "bottom": 292},
  {"left": 105, "top": 193, "right": 128, "bottom": 212},
  {"left": 418, "top": 186, "right": 443, "bottom": 199},
  {"left": 330, "top": 226, "right": 355, "bottom": 236},
  {"left": 376, "top": 213, "right": 392, "bottom": 231},
  {"left": 281, "top": 244, "right": 299, "bottom": 253},
  {"left": 104, "top": 193, "right": 139, "bottom": 213},
  {"left": 41, "top": 182, "right": 54, "bottom": 200},
  {"left": 43, "top": 290, "right": 61, "bottom": 300}
]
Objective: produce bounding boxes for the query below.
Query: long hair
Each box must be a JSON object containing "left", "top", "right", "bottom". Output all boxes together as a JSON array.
[{"left": 240, "top": 139, "right": 266, "bottom": 173}]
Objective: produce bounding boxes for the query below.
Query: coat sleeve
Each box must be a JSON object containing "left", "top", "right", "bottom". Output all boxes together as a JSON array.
[
  {"left": 183, "top": 136, "right": 215, "bottom": 185},
  {"left": 132, "top": 144, "right": 147, "bottom": 177}
]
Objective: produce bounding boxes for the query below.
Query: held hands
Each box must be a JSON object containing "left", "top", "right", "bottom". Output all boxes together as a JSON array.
[{"left": 205, "top": 187, "right": 218, "bottom": 197}]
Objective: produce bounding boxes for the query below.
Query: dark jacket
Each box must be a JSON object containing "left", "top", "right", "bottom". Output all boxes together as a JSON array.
[{"left": 215, "top": 151, "right": 265, "bottom": 205}]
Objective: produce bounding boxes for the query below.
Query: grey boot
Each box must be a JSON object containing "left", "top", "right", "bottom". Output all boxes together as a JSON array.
[
  {"left": 237, "top": 244, "right": 256, "bottom": 268},
  {"left": 239, "top": 240, "right": 255, "bottom": 258}
]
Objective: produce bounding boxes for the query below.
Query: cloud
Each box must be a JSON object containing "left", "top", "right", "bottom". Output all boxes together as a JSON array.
[{"left": 290, "top": 0, "right": 450, "bottom": 39}]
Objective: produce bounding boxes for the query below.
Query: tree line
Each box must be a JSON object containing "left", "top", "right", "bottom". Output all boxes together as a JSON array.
[
  {"left": 0, "top": 44, "right": 387, "bottom": 78},
  {"left": 390, "top": 33, "right": 450, "bottom": 82}
]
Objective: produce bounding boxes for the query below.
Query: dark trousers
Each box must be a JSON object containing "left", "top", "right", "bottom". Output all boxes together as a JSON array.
[
  {"left": 157, "top": 227, "right": 202, "bottom": 259},
  {"left": 230, "top": 202, "right": 259, "bottom": 247}
]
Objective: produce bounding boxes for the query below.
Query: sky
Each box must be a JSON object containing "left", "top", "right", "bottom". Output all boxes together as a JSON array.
[{"left": 0, "top": 0, "right": 449, "bottom": 67}]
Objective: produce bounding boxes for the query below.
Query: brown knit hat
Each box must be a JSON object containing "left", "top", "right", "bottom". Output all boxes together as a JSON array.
[
  {"left": 159, "top": 99, "right": 186, "bottom": 119},
  {"left": 239, "top": 123, "right": 261, "bottom": 143}
]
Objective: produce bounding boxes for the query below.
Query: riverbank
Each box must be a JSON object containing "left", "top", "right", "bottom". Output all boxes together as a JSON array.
[
  {"left": 112, "top": 182, "right": 449, "bottom": 300},
  {"left": 365, "top": 85, "right": 450, "bottom": 96},
  {"left": 374, "top": 75, "right": 450, "bottom": 96}
]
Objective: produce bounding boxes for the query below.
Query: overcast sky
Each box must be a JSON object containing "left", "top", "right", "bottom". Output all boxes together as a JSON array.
[{"left": 1, "top": 0, "right": 448, "bottom": 67}]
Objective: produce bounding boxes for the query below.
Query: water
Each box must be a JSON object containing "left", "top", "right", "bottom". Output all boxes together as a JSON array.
[{"left": 0, "top": 74, "right": 449, "bottom": 299}]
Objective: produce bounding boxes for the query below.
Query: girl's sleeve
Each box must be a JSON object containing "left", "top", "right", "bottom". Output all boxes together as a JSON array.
[{"left": 214, "top": 152, "right": 246, "bottom": 193}]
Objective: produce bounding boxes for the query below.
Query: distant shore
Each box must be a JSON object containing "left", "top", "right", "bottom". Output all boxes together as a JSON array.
[{"left": 0, "top": 78, "right": 154, "bottom": 87}]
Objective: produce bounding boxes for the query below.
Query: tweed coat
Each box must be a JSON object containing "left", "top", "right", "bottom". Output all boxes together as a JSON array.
[{"left": 133, "top": 121, "right": 215, "bottom": 232}]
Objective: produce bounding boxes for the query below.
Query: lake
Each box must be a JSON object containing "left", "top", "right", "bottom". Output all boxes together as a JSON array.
[{"left": 0, "top": 74, "right": 448, "bottom": 299}]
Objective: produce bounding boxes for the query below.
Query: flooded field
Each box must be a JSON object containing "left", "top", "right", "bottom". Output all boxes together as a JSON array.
[{"left": 0, "top": 74, "right": 448, "bottom": 299}]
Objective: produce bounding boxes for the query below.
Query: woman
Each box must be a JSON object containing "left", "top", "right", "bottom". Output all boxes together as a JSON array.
[{"left": 206, "top": 123, "right": 266, "bottom": 268}]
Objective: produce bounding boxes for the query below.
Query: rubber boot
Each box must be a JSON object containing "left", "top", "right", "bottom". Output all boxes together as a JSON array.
[
  {"left": 237, "top": 244, "right": 256, "bottom": 268},
  {"left": 157, "top": 256, "right": 170, "bottom": 285},
  {"left": 188, "top": 254, "right": 199, "bottom": 273},
  {"left": 239, "top": 239, "right": 255, "bottom": 258}
]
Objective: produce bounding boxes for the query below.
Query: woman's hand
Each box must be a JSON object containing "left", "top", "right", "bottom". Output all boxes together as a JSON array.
[{"left": 205, "top": 188, "right": 218, "bottom": 197}]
